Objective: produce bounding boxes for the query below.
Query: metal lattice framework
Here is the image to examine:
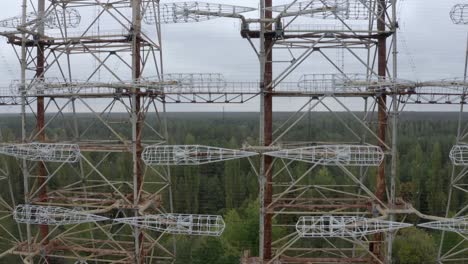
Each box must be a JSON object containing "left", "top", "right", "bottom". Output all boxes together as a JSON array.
[
  {"left": 450, "top": 4, "right": 468, "bottom": 25},
  {"left": 436, "top": 9, "right": 468, "bottom": 262},
  {"left": 0, "top": 8, "right": 81, "bottom": 29},
  {"left": 0, "top": 0, "right": 466, "bottom": 263},
  {"left": 144, "top": 2, "right": 256, "bottom": 24},
  {"left": 0, "top": 0, "right": 178, "bottom": 263},
  {"left": 13, "top": 204, "right": 108, "bottom": 225},
  {"left": 268, "top": 0, "right": 376, "bottom": 20},
  {"left": 265, "top": 144, "right": 384, "bottom": 166},
  {"left": 0, "top": 143, "right": 80, "bottom": 163},
  {"left": 142, "top": 145, "right": 258, "bottom": 165},
  {"left": 116, "top": 214, "right": 226, "bottom": 236},
  {"left": 296, "top": 216, "right": 413, "bottom": 237}
]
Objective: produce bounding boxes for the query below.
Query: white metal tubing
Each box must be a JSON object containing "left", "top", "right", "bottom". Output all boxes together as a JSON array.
[
  {"left": 418, "top": 217, "right": 468, "bottom": 234},
  {"left": 0, "top": 143, "right": 80, "bottom": 163},
  {"left": 449, "top": 144, "right": 468, "bottom": 165},
  {"left": 142, "top": 145, "right": 258, "bottom": 165},
  {"left": 450, "top": 4, "right": 468, "bottom": 25},
  {"left": 296, "top": 216, "right": 413, "bottom": 237},
  {"left": 115, "top": 214, "right": 225, "bottom": 236},
  {"left": 264, "top": 144, "right": 384, "bottom": 166},
  {"left": 0, "top": 8, "right": 81, "bottom": 29},
  {"left": 143, "top": 2, "right": 256, "bottom": 24},
  {"left": 14, "top": 205, "right": 108, "bottom": 225}
]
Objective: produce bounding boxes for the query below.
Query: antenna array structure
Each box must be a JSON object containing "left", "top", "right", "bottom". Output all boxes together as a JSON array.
[
  {"left": 0, "top": 1, "right": 467, "bottom": 264},
  {"left": 0, "top": 0, "right": 236, "bottom": 263}
]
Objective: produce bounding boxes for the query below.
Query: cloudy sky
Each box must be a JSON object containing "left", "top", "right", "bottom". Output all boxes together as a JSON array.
[{"left": 0, "top": 0, "right": 466, "bottom": 112}]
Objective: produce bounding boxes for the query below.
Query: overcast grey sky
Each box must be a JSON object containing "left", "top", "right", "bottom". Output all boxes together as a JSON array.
[{"left": 0, "top": 0, "right": 466, "bottom": 112}]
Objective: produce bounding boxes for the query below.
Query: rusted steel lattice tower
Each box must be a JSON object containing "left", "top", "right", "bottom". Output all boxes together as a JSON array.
[
  {"left": 0, "top": 0, "right": 175, "bottom": 263},
  {"left": 0, "top": 1, "right": 468, "bottom": 264}
]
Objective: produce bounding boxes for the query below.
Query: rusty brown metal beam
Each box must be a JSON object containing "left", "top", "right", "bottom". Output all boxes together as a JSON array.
[
  {"left": 262, "top": 0, "right": 274, "bottom": 262},
  {"left": 373, "top": 0, "right": 388, "bottom": 262}
]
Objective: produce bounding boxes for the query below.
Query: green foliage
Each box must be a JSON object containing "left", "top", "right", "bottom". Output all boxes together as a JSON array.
[{"left": 393, "top": 227, "right": 437, "bottom": 264}]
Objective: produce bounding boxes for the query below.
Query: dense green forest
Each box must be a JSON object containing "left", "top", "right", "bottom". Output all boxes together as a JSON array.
[{"left": 0, "top": 112, "right": 466, "bottom": 263}]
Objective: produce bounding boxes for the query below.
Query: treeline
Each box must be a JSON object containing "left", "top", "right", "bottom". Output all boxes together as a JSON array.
[{"left": 0, "top": 112, "right": 466, "bottom": 263}]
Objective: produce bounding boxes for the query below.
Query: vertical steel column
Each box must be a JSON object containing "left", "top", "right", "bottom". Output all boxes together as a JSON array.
[
  {"left": 374, "top": 0, "right": 388, "bottom": 262},
  {"left": 387, "top": 0, "right": 398, "bottom": 262},
  {"left": 259, "top": 0, "right": 274, "bottom": 262},
  {"left": 131, "top": 0, "right": 143, "bottom": 263},
  {"left": 36, "top": 0, "right": 49, "bottom": 248},
  {"left": 20, "top": 0, "right": 32, "bottom": 253}
]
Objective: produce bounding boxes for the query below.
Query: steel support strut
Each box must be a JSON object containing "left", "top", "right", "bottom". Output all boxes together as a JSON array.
[
  {"left": 373, "top": 0, "right": 388, "bottom": 262},
  {"left": 260, "top": 0, "right": 274, "bottom": 262}
]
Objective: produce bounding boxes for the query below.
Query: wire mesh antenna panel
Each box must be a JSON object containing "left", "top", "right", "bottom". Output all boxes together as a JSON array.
[
  {"left": 297, "top": 73, "right": 380, "bottom": 93},
  {"left": 115, "top": 214, "right": 226, "bottom": 236},
  {"left": 264, "top": 144, "right": 384, "bottom": 166},
  {"left": 296, "top": 216, "right": 413, "bottom": 237},
  {"left": 0, "top": 8, "right": 81, "bottom": 29},
  {"left": 268, "top": 0, "right": 374, "bottom": 20},
  {"left": 14, "top": 205, "right": 109, "bottom": 225},
  {"left": 143, "top": 2, "right": 256, "bottom": 24},
  {"left": 450, "top": 4, "right": 468, "bottom": 24},
  {"left": 163, "top": 73, "right": 227, "bottom": 92},
  {"left": 0, "top": 143, "right": 80, "bottom": 163},
  {"left": 449, "top": 144, "right": 468, "bottom": 165},
  {"left": 142, "top": 145, "right": 258, "bottom": 165},
  {"left": 9, "top": 78, "right": 170, "bottom": 96},
  {"left": 418, "top": 217, "right": 468, "bottom": 234}
]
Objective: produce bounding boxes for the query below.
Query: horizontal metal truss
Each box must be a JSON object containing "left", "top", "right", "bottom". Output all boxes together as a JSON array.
[
  {"left": 419, "top": 217, "right": 468, "bottom": 234},
  {"left": 265, "top": 144, "right": 384, "bottom": 166},
  {"left": 14, "top": 204, "right": 108, "bottom": 225},
  {"left": 449, "top": 144, "right": 468, "bottom": 165},
  {"left": 116, "top": 214, "right": 226, "bottom": 236},
  {"left": 142, "top": 145, "right": 258, "bottom": 165},
  {"left": 0, "top": 143, "right": 80, "bottom": 163},
  {"left": 2, "top": 76, "right": 467, "bottom": 104},
  {"left": 296, "top": 216, "right": 413, "bottom": 237},
  {"left": 144, "top": 2, "right": 256, "bottom": 24},
  {"left": 450, "top": 4, "right": 468, "bottom": 25}
]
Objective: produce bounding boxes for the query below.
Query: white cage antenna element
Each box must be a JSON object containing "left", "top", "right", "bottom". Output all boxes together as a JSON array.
[
  {"left": 268, "top": 0, "right": 373, "bottom": 20},
  {"left": 450, "top": 4, "right": 468, "bottom": 25},
  {"left": 0, "top": 143, "right": 80, "bottom": 163},
  {"left": 14, "top": 204, "right": 108, "bottom": 225},
  {"left": 418, "top": 217, "right": 468, "bottom": 234},
  {"left": 143, "top": 2, "right": 256, "bottom": 25},
  {"left": 449, "top": 144, "right": 468, "bottom": 165},
  {"left": 142, "top": 145, "right": 258, "bottom": 166},
  {"left": 163, "top": 73, "right": 227, "bottom": 92},
  {"left": 296, "top": 216, "right": 413, "bottom": 238},
  {"left": 115, "top": 214, "right": 225, "bottom": 236},
  {"left": 264, "top": 144, "right": 384, "bottom": 166},
  {"left": 0, "top": 8, "right": 81, "bottom": 29}
]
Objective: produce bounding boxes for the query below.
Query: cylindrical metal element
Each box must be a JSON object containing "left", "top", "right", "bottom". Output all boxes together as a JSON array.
[
  {"left": 116, "top": 214, "right": 226, "bottom": 236},
  {"left": 0, "top": 143, "right": 81, "bottom": 163},
  {"left": 449, "top": 144, "right": 468, "bottom": 165},
  {"left": 296, "top": 216, "right": 412, "bottom": 237},
  {"left": 265, "top": 145, "right": 384, "bottom": 166},
  {"left": 419, "top": 217, "right": 468, "bottom": 234},
  {"left": 0, "top": 8, "right": 81, "bottom": 29},
  {"left": 14, "top": 205, "right": 108, "bottom": 225},
  {"left": 450, "top": 4, "right": 468, "bottom": 25},
  {"left": 142, "top": 145, "right": 258, "bottom": 165}
]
